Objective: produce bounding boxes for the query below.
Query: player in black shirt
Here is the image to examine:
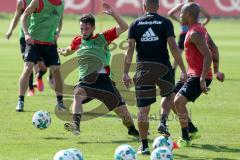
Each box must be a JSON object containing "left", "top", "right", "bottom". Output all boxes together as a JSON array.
[{"left": 122, "top": 0, "right": 187, "bottom": 155}]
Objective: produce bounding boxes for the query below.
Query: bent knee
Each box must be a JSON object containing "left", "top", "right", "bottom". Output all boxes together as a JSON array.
[
  {"left": 74, "top": 87, "right": 86, "bottom": 96},
  {"left": 174, "top": 94, "right": 187, "bottom": 107},
  {"left": 49, "top": 65, "right": 60, "bottom": 74},
  {"left": 24, "top": 63, "right": 34, "bottom": 74}
]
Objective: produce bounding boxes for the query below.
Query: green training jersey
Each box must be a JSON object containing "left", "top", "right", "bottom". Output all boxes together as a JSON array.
[
  {"left": 28, "top": 0, "right": 64, "bottom": 42},
  {"left": 76, "top": 34, "right": 111, "bottom": 79},
  {"left": 19, "top": 0, "right": 32, "bottom": 39}
]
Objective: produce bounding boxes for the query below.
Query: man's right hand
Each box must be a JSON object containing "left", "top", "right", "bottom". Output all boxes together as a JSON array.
[
  {"left": 200, "top": 78, "right": 210, "bottom": 94},
  {"left": 58, "top": 48, "right": 67, "bottom": 56},
  {"left": 122, "top": 73, "right": 132, "bottom": 88},
  {"left": 215, "top": 71, "right": 225, "bottom": 82},
  {"left": 5, "top": 31, "right": 12, "bottom": 40},
  {"left": 25, "top": 34, "right": 34, "bottom": 44},
  {"left": 180, "top": 71, "right": 188, "bottom": 82}
]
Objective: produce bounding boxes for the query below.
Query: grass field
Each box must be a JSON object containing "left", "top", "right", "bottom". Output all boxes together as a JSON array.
[{"left": 0, "top": 14, "right": 240, "bottom": 160}]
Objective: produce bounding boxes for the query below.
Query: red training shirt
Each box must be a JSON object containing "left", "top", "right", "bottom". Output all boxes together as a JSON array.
[{"left": 184, "top": 23, "right": 213, "bottom": 79}]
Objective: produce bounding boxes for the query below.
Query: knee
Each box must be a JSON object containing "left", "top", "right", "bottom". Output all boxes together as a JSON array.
[
  {"left": 74, "top": 87, "right": 86, "bottom": 97},
  {"left": 174, "top": 96, "right": 183, "bottom": 108},
  {"left": 38, "top": 62, "right": 47, "bottom": 71},
  {"left": 24, "top": 64, "right": 33, "bottom": 75},
  {"left": 50, "top": 66, "right": 60, "bottom": 75},
  {"left": 115, "top": 105, "right": 126, "bottom": 112},
  {"left": 114, "top": 105, "right": 129, "bottom": 116},
  {"left": 138, "top": 107, "right": 150, "bottom": 121}
]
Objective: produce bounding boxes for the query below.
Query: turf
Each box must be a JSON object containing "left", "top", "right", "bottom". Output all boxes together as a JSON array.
[{"left": 0, "top": 14, "right": 240, "bottom": 160}]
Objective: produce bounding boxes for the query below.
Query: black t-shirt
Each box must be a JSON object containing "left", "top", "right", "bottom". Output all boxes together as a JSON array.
[{"left": 128, "top": 13, "right": 175, "bottom": 66}]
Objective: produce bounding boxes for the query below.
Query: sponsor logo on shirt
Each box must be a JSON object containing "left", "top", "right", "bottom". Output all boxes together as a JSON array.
[
  {"left": 141, "top": 27, "right": 159, "bottom": 42},
  {"left": 137, "top": 20, "right": 163, "bottom": 25}
]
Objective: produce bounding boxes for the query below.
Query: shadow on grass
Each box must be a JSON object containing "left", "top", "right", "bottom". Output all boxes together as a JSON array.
[
  {"left": 77, "top": 140, "right": 134, "bottom": 144},
  {"left": 225, "top": 78, "right": 240, "bottom": 82},
  {"left": 173, "top": 154, "right": 237, "bottom": 160},
  {"left": 77, "top": 138, "right": 153, "bottom": 144},
  {"left": 174, "top": 144, "right": 239, "bottom": 160},
  {"left": 191, "top": 144, "right": 240, "bottom": 153},
  {"left": 42, "top": 137, "right": 69, "bottom": 140},
  {"left": 173, "top": 154, "right": 199, "bottom": 160},
  {"left": 19, "top": 110, "right": 55, "bottom": 114}
]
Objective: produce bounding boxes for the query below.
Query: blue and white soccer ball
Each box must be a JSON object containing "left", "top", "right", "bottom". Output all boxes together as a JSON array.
[
  {"left": 66, "top": 148, "right": 84, "bottom": 160},
  {"left": 152, "top": 136, "right": 173, "bottom": 151},
  {"left": 151, "top": 147, "right": 173, "bottom": 160},
  {"left": 114, "top": 144, "right": 137, "bottom": 160},
  {"left": 32, "top": 110, "right": 51, "bottom": 129},
  {"left": 53, "top": 150, "right": 75, "bottom": 160}
]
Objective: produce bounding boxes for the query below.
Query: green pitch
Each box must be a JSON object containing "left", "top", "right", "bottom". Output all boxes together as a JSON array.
[{"left": 0, "top": 14, "right": 240, "bottom": 160}]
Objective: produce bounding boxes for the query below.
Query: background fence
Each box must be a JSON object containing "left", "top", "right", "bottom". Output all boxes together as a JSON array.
[{"left": 1, "top": 0, "right": 240, "bottom": 17}]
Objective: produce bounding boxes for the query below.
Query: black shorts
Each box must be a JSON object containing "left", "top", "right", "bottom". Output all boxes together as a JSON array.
[
  {"left": 20, "top": 37, "right": 26, "bottom": 55},
  {"left": 178, "top": 33, "right": 186, "bottom": 50},
  {"left": 24, "top": 43, "right": 60, "bottom": 67},
  {"left": 174, "top": 77, "right": 212, "bottom": 102},
  {"left": 76, "top": 73, "right": 125, "bottom": 111},
  {"left": 134, "top": 62, "right": 175, "bottom": 107}
]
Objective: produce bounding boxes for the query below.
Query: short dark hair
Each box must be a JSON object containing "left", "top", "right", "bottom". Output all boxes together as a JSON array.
[
  {"left": 145, "top": 0, "right": 159, "bottom": 8},
  {"left": 79, "top": 14, "right": 95, "bottom": 26}
]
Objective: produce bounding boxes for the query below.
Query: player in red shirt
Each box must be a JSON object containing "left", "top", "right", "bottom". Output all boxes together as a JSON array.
[
  {"left": 173, "top": 3, "right": 225, "bottom": 147},
  {"left": 168, "top": 0, "right": 211, "bottom": 76}
]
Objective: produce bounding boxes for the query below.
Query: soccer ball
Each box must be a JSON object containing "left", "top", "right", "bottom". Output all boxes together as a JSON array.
[
  {"left": 114, "top": 144, "right": 137, "bottom": 160},
  {"left": 53, "top": 150, "right": 75, "bottom": 160},
  {"left": 152, "top": 136, "right": 173, "bottom": 151},
  {"left": 66, "top": 148, "right": 84, "bottom": 160},
  {"left": 151, "top": 147, "right": 173, "bottom": 160},
  {"left": 32, "top": 111, "right": 51, "bottom": 129}
]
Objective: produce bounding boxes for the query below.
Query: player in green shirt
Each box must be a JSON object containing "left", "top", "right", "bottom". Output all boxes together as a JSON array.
[
  {"left": 5, "top": 0, "right": 47, "bottom": 97},
  {"left": 17, "top": 0, "right": 65, "bottom": 112},
  {"left": 58, "top": 2, "right": 139, "bottom": 137}
]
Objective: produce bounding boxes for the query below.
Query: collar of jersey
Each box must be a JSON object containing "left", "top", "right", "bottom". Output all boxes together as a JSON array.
[{"left": 146, "top": 12, "right": 158, "bottom": 16}]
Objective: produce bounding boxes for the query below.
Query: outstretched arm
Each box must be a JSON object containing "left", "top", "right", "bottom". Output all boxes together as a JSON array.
[
  {"left": 167, "top": 3, "right": 183, "bottom": 24},
  {"left": 200, "top": 6, "right": 211, "bottom": 26},
  {"left": 58, "top": 47, "right": 75, "bottom": 57},
  {"left": 102, "top": 2, "right": 128, "bottom": 36},
  {"left": 5, "top": 0, "right": 23, "bottom": 39}
]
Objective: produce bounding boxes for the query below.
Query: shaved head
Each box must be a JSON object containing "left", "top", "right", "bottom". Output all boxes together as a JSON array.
[{"left": 182, "top": 2, "right": 200, "bottom": 21}]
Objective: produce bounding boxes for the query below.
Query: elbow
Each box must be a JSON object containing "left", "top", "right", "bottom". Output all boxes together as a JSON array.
[
  {"left": 122, "top": 24, "right": 129, "bottom": 32},
  {"left": 167, "top": 11, "right": 173, "bottom": 17},
  {"left": 21, "top": 14, "right": 26, "bottom": 23},
  {"left": 215, "top": 45, "right": 219, "bottom": 52},
  {"left": 170, "top": 45, "right": 180, "bottom": 56},
  {"left": 125, "top": 49, "right": 134, "bottom": 61},
  {"left": 207, "top": 54, "right": 213, "bottom": 63},
  {"left": 20, "top": 15, "right": 24, "bottom": 22},
  {"left": 207, "top": 15, "right": 211, "bottom": 21}
]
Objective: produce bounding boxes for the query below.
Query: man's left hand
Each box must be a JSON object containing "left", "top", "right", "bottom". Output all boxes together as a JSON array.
[
  {"left": 215, "top": 72, "right": 225, "bottom": 82},
  {"left": 102, "top": 2, "right": 115, "bottom": 16}
]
